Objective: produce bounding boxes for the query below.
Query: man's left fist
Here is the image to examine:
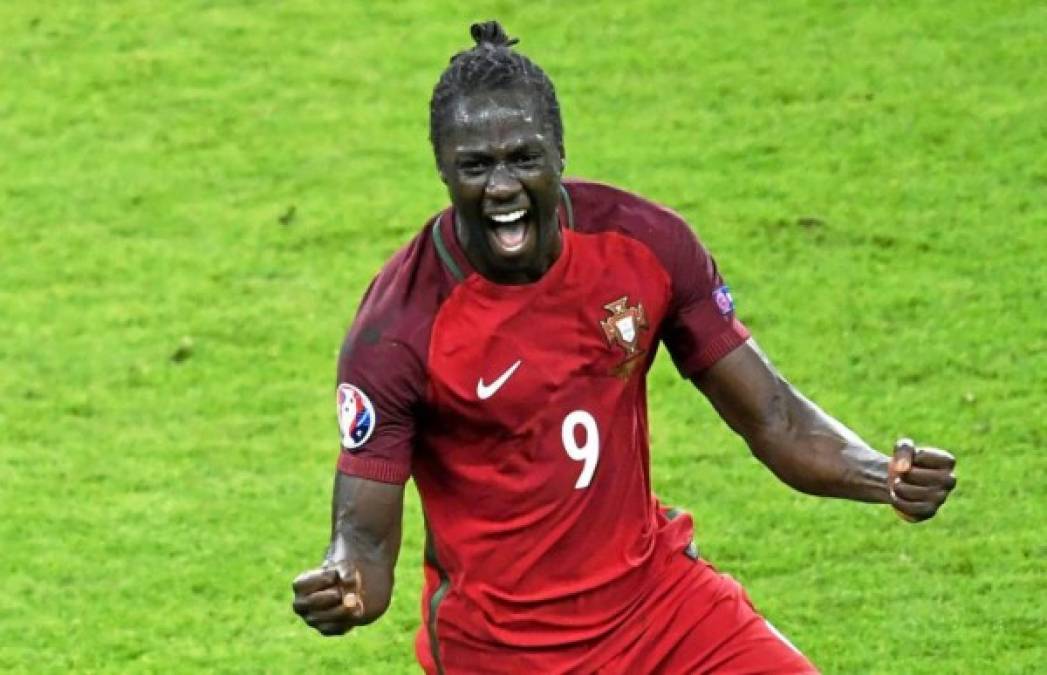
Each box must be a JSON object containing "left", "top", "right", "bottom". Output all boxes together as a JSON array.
[{"left": 887, "top": 438, "right": 957, "bottom": 522}]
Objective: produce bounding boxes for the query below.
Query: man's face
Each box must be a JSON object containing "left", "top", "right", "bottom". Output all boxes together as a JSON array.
[{"left": 436, "top": 88, "right": 564, "bottom": 284}]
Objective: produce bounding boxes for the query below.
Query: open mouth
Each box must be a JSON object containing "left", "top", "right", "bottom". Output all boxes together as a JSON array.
[{"left": 486, "top": 209, "right": 532, "bottom": 256}]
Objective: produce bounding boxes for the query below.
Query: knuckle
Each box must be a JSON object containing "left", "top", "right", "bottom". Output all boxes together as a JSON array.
[
  {"left": 317, "top": 623, "right": 349, "bottom": 636},
  {"left": 312, "top": 605, "right": 351, "bottom": 624},
  {"left": 293, "top": 569, "right": 317, "bottom": 585},
  {"left": 293, "top": 596, "right": 319, "bottom": 615},
  {"left": 897, "top": 485, "right": 921, "bottom": 500}
]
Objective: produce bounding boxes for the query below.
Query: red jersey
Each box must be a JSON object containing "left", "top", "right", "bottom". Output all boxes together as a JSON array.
[{"left": 335, "top": 180, "right": 752, "bottom": 672}]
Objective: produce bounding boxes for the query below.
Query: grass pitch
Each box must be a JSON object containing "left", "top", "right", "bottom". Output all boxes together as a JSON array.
[{"left": 1, "top": 1, "right": 1044, "bottom": 672}]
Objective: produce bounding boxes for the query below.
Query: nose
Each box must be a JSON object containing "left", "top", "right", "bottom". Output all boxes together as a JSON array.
[{"left": 485, "top": 163, "right": 521, "bottom": 202}]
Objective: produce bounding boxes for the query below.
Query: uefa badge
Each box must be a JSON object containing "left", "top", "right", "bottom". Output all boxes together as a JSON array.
[
  {"left": 712, "top": 285, "right": 735, "bottom": 316},
  {"left": 337, "top": 383, "right": 376, "bottom": 450}
]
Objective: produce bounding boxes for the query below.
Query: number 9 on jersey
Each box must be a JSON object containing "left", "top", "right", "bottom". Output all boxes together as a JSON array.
[{"left": 561, "top": 410, "right": 600, "bottom": 489}]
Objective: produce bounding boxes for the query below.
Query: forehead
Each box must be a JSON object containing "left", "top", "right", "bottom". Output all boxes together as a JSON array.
[{"left": 441, "top": 89, "right": 551, "bottom": 152}]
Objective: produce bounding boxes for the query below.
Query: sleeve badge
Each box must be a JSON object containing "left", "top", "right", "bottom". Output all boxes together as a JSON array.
[
  {"left": 712, "top": 285, "right": 735, "bottom": 316},
  {"left": 336, "top": 383, "right": 376, "bottom": 450}
]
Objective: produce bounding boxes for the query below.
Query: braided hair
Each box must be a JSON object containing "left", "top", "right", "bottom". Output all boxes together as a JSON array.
[{"left": 429, "top": 21, "right": 564, "bottom": 158}]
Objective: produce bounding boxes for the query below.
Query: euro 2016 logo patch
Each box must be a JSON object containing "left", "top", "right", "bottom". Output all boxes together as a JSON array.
[
  {"left": 337, "top": 383, "right": 376, "bottom": 450},
  {"left": 713, "top": 285, "right": 735, "bottom": 316}
]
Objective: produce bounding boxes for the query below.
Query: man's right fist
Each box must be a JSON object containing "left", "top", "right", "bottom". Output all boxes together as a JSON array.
[{"left": 292, "top": 562, "right": 366, "bottom": 636}]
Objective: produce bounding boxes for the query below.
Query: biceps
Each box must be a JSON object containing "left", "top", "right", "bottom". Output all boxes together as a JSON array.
[{"left": 693, "top": 338, "right": 792, "bottom": 440}]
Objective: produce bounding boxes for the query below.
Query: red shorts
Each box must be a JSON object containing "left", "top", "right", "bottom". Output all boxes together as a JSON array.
[
  {"left": 418, "top": 554, "right": 817, "bottom": 674},
  {"left": 594, "top": 558, "right": 817, "bottom": 674}
]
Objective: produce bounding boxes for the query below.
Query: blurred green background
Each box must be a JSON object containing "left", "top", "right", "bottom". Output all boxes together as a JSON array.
[{"left": 1, "top": 1, "right": 1044, "bottom": 672}]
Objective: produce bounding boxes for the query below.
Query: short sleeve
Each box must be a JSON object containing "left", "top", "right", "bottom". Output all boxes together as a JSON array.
[
  {"left": 335, "top": 331, "right": 424, "bottom": 485},
  {"left": 659, "top": 219, "right": 750, "bottom": 378}
]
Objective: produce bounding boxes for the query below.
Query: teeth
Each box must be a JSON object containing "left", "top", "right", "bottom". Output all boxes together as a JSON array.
[{"left": 490, "top": 210, "right": 526, "bottom": 224}]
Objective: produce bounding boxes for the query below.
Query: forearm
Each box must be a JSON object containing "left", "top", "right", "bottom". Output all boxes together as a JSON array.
[
  {"left": 697, "top": 340, "right": 955, "bottom": 518},
  {"left": 696, "top": 340, "right": 892, "bottom": 504},
  {"left": 745, "top": 383, "right": 891, "bottom": 503},
  {"left": 326, "top": 471, "right": 404, "bottom": 621}
]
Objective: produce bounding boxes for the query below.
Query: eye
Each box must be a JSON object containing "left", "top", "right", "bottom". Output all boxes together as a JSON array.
[
  {"left": 513, "top": 152, "right": 543, "bottom": 169},
  {"left": 457, "top": 157, "right": 489, "bottom": 176}
]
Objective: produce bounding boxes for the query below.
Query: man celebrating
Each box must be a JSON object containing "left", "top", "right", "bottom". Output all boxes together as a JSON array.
[{"left": 292, "top": 22, "right": 956, "bottom": 673}]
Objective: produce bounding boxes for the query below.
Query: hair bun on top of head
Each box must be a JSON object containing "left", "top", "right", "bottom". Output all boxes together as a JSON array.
[{"left": 470, "top": 20, "right": 519, "bottom": 48}]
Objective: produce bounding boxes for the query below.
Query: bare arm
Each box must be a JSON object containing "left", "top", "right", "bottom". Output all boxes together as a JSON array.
[
  {"left": 696, "top": 339, "right": 954, "bottom": 518},
  {"left": 292, "top": 473, "right": 405, "bottom": 635},
  {"left": 326, "top": 472, "right": 404, "bottom": 620}
]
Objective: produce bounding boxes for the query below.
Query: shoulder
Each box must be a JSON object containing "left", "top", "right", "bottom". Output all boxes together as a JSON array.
[
  {"left": 564, "top": 179, "right": 692, "bottom": 231},
  {"left": 563, "top": 178, "right": 713, "bottom": 273},
  {"left": 564, "top": 178, "right": 705, "bottom": 253},
  {"left": 341, "top": 212, "right": 458, "bottom": 366}
]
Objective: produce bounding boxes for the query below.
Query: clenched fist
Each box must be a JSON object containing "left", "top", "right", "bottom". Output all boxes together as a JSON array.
[
  {"left": 292, "top": 561, "right": 367, "bottom": 636},
  {"left": 887, "top": 438, "right": 957, "bottom": 522}
]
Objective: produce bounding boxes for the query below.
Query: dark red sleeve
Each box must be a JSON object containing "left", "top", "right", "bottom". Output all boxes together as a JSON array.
[
  {"left": 332, "top": 257, "right": 434, "bottom": 484},
  {"left": 335, "top": 330, "right": 422, "bottom": 485},
  {"left": 656, "top": 215, "right": 750, "bottom": 378},
  {"left": 331, "top": 224, "right": 449, "bottom": 484}
]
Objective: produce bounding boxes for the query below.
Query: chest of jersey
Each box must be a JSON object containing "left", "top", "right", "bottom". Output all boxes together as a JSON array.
[{"left": 423, "top": 231, "right": 671, "bottom": 477}]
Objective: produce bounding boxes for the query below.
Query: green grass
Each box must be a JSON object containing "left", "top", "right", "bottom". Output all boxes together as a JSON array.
[{"left": 1, "top": 1, "right": 1044, "bottom": 672}]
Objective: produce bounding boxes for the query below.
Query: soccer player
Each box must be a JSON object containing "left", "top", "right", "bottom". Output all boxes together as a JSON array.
[{"left": 292, "top": 22, "right": 957, "bottom": 673}]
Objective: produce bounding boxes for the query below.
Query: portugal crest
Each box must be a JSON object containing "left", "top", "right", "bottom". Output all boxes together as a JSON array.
[{"left": 600, "top": 296, "right": 649, "bottom": 375}]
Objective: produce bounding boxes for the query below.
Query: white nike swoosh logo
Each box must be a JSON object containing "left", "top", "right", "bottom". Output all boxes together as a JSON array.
[{"left": 476, "top": 359, "right": 523, "bottom": 400}]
